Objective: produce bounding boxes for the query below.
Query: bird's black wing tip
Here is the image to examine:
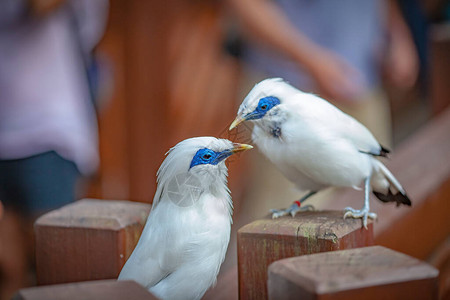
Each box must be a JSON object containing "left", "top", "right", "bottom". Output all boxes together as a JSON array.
[
  {"left": 373, "top": 191, "right": 411, "bottom": 207},
  {"left": 359, "top": 145, "right": 391, "bottom": 158},
  {"left": 402, "top": 193, "right": 412, "bottom": 206},
  {"left": 380, "top": 145, "right": 391, "bottom": 158}
]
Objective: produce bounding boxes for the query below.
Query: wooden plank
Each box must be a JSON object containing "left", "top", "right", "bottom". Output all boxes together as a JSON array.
[
  {"left": 124, "top": 0, "right": 172, "bottom": 202},
  {"left": 91, "top": 0, "right": 131, "bottom": 199},
  {"left": 268, "top": 246, "right": 439, "bottom": 300},
  {"left": 237, "top": 211, "right": 374, "bottom": 300},
  {"left": 13, "top": 280, "right": 157, "bottom": 300},
  {"left": 34, "top": 199, "right": 150, "bottom": 285}
]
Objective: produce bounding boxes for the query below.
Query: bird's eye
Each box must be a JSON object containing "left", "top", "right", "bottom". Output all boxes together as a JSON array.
[
  {"left": 202, "top": 154, "right": 212, "bottom": 160},
  {"left": 260, "top": 104, "right": 268, "bottom": 110}
]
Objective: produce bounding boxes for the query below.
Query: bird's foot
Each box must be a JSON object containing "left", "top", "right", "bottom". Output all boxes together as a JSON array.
[
  {"left": 343, "top": 207, "right": 377, "bottom": 229},
  {"left": 270, "top": 202, "right": 315, "bottom": 219}
]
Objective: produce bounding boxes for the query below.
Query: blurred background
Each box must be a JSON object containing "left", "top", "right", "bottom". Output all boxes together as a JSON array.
[{"left": 0, "top": 0, "right": 449, "bottom": 299}]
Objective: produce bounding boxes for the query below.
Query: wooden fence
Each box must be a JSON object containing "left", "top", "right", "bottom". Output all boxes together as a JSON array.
[{"left": 16, "top": 107, "right": 450, "bottom": 299}]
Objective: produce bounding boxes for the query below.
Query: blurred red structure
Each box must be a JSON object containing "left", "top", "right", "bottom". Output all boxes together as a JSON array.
[{"left": 91, "top": 0, "right": 244, "bottom": 204}]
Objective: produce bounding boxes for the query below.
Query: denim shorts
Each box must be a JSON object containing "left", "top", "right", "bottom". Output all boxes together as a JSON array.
[{"left": 0, "top": 151, "right": 80, "bottom": 217}]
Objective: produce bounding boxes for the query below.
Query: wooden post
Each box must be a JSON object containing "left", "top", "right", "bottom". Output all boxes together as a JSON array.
[
  {"left": 34, "top": 199, "right": 150, "bottom": 285},
  {"left": 237, "top": 211, "right": 374, "bottom": 300},
  {"left": 13, "top": 280, "right": 158, "bottom": 300},
  {"left": 268, "top": 246, "right": 439, "bottom": 300}
]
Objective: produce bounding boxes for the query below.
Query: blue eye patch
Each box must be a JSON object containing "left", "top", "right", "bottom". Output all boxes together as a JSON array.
[
  {"left": 245, "top": 96, "right": 280, "bottom": 120},
  {"left": 189, "top": 148, "right": 233, "bottom": 169}
]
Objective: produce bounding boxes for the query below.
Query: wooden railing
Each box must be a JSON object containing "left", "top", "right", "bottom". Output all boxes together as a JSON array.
[
  {"left": 212, "top": 106, "right": 450, "bottom": 299},
  {"left": 19, "top": 107, "right": 450, "bottom": 299},
  {"left": 237, "top": 211, "right": 374, "bottom": 300}
]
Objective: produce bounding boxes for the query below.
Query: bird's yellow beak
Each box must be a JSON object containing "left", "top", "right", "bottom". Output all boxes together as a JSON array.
[
  {"left": 230, "top": 143, "right": 253, "bottom": 153},
  {"left": 229, "top": 115, "right": 245, "bottom": 130}
]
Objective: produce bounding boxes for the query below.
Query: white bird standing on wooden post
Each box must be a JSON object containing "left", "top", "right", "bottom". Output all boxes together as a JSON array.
[
  {"left": 118, "top": 137, "right": 252, "bottom": 300},
  {"left": 230, "top": 78, "right": 411, "bottom": 228}
]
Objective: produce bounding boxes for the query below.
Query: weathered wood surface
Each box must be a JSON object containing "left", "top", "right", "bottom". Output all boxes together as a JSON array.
[
  {"left": 237, "top": 211, "right": 374, "bottom": 300},
  {"left": 13, "top": 280, "right": 157, "bottom": 300},
  {"left": 268, "top": 246, "right": 439, "bottom": 300},
  {"left": 35, "top": 199, "right": 150, "bottom": 285}
]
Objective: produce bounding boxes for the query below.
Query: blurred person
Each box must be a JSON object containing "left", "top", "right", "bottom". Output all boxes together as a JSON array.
[
  {"left": 226, "top": 0, "right": 419, "bottom": 220},
  {"left": 0, "top": 0, "right": 108, "bottom": 298}
]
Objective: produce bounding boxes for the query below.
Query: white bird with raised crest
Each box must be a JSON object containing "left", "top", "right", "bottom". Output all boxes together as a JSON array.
[
  {"left": 230, "top": 78, "right": 410, "bottom": 228},
  {"left": 118, "top": 137, "right": 252, "bottom": 300}
]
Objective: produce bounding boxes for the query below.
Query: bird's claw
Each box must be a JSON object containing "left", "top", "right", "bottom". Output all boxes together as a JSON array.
[
  {"left": 271, "top": 204, "right": 315, "bottom": 219},
  {"left": 291, "top": 204, "right": 315, "bottom": 216},
  {"left": 270, "top": 209, "right": 288, "bottom": 219},
  {"left": 343, "top": 207, "right": 377, "bottom": 229}
]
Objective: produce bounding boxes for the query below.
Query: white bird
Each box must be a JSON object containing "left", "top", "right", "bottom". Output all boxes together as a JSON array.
[
  {"left": 229, "top": 78, "right": 411, "bottom": 228},
  {"left": 118, "top": 137, "right": 252, "bottom": 300}
]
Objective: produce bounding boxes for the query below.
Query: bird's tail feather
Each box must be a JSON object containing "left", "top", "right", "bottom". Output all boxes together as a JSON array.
[{"left": 372, "top": 160, "right": 411, "bottom": 206}]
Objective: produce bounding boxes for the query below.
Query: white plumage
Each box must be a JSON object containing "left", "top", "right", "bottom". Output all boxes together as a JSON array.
[
  {"left": 230, "top": 78, "right": 410, "bottom": 228},
  {"left": 118, "top": 137, "right": 252, "bottom": 300}
]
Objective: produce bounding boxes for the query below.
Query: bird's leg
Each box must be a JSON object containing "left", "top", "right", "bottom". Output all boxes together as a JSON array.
[
  {"left": 271, "top": 191, "right": 316, "bottom": 219},
  {"left": 343, "top": 175, "right": 378, "bottom": 229}
]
